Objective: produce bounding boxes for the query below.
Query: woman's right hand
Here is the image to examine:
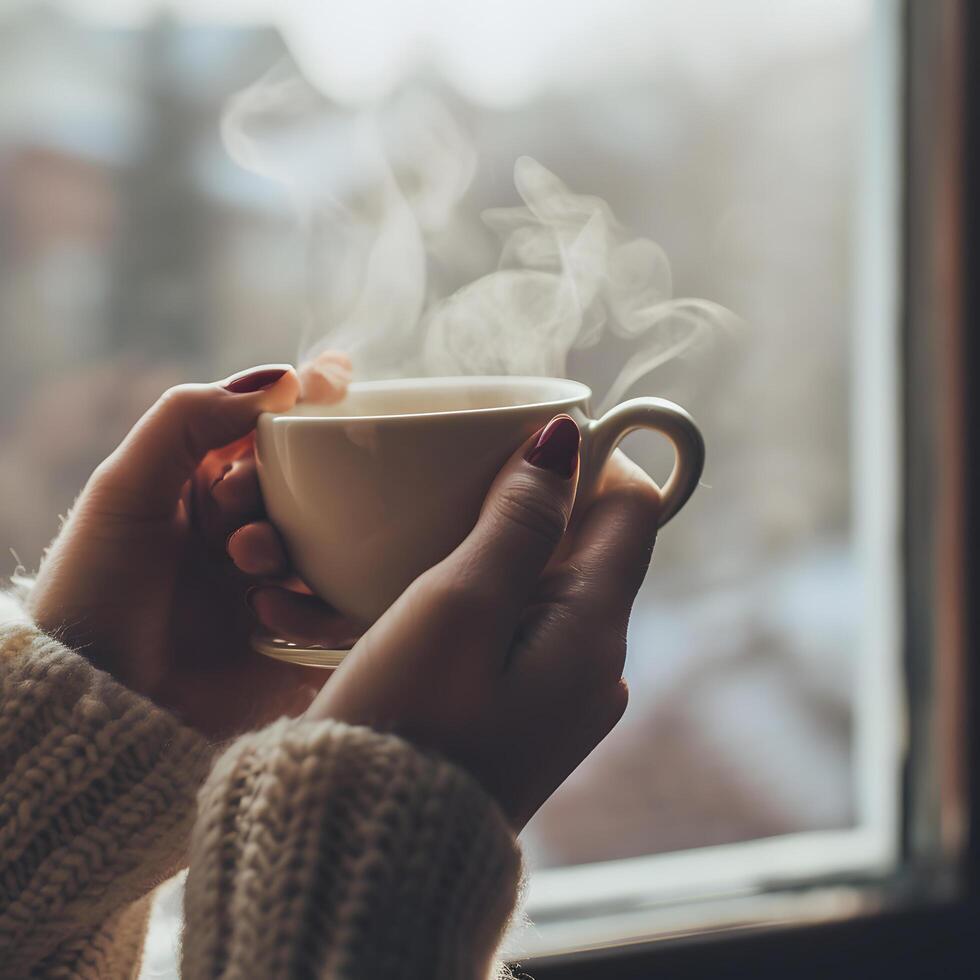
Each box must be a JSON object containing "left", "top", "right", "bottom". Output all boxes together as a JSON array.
[{"left": 304, "top": 416, "right": 661, "bottom": 829}]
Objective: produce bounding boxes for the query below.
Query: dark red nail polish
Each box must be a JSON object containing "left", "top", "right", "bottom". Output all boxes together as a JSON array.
[
  {"left": 524, "top": 415, "right": 580, "bottom": 479},
  {"left": 224, "top": 367, "right": 288, "bottom": 394}
]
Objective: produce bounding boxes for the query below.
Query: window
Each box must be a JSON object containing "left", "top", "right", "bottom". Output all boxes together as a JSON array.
[
  {"left": 508, "top": 0, "right": 908, "bottom": 956},
  {"left": 2, "top": 0, "right": 972, "bottom": 974}
]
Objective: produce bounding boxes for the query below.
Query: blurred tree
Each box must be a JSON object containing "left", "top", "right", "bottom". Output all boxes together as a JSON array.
[{"left": 108, "top": 14, "right": 209, "bottom": 361}]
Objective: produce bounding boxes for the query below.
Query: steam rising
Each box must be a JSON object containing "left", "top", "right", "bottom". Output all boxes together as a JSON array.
[{"left": 222, "top": 65, "right": 736, "bottom": 410}]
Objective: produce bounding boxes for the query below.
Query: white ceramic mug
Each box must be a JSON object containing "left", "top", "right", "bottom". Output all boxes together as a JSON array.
[{"left": 254, "top": 376, "right": 704, "bottom": 665}]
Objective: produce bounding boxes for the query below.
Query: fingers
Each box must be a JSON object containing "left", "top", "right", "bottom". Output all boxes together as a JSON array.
[
  {"left": 91, "top": 364, "right": 300, "bottom": 518},
  {"left": 564, "top": 450, "right": 662, "bottom": 618},
  {"left": 210, "top": 454, "right": 262, "bottom": 519},
  {"left": 299, "top": 351, "right": 353, "bottom": 404},
  {"left": 227, "top": 521, "right": 290, "bottom": 577},
  {"left": 347, "top": 414, "right": 581, "bottom": 679},
  {"left": 229, "top": 518, "right": 361, "bottom": 648},
  {"left": 515, "top": 451, "right": 660, "bottom": 687},
  {"left": 435, "top": 415, "right": 581, "bottom": 628},
  {"left": 248, "top": 586, "right": 362, "bottom": 647},
  {"left": 200, "top": 349, "right": 351, "bottom": 539},
  {"left": 199, "top": 453, "right": 264, "bottom": 547}
]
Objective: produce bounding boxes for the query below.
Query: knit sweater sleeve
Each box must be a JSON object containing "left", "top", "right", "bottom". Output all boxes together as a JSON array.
[
  {"left": 0, "top": 590, "right": 213, "bottom": 978},
  {"left": 182, "top": 717, "right": 523, "bottom": 980}
]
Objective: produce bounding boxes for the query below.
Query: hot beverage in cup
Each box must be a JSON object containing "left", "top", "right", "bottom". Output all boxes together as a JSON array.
[{"left": 254, "top": 376, "right": 703, "bottom": 665}]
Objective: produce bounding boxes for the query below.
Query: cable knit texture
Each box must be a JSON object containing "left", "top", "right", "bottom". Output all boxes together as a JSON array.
[
  {"left": 183, "top": 718, "right": 522, "bottom": 980},
  {"left": 0, "top": 590, "right": 213, "bottom": 977},
  {"left": 0, "top": 589, "right": 523, "bottom": 978}
]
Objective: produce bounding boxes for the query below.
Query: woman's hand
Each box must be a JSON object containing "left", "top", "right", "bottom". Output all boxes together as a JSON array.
[
  {"left": 305, "top": 415, "right": 661, "bottom": 829},
  {"left": 27, "top": 357, "right": 355, "bottom": 739}
]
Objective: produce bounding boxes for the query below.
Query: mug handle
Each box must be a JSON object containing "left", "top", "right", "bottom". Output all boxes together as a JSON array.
[{"left": 585, "top": 397, "right": 706, "bottom": 527}]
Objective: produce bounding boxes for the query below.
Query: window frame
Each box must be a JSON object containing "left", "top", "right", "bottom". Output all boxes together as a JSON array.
[{"left": 524, "top": 1, "right": 979, "bottom": 974}]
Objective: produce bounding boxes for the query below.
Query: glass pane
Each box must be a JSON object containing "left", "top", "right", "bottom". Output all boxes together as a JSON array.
[{"left": 1, "top": 0, "right": 902, "bottom": 960}]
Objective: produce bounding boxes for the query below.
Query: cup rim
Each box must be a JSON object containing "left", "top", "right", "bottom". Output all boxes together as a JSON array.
[{"left": 264, "top": 375, "right": 593, "bottom": 423}]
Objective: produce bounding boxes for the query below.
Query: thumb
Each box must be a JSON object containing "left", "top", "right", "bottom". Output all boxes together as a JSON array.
[
  {"left": 437, "top": 414, "right": 581, "bottom": 626},
  {"left": 90, "top": 364, "right": 300, "bottom": 518}
]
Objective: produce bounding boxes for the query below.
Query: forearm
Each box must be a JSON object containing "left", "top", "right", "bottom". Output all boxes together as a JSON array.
[
  {"left": 183, "top": 717, "right": 522, "bottom": 980},
  {"left": 0, "top": 590, "right": 212, "bottom": 976}
]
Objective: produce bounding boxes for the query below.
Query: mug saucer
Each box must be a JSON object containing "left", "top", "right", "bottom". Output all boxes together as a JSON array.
[{"left": 251, "top": 633, "right": 351, "bottom": 669}]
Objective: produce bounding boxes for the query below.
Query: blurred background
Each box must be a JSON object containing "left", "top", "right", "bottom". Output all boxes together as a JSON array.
[{"left": 0, "top": 0, "right": 878, "bottom": 875}]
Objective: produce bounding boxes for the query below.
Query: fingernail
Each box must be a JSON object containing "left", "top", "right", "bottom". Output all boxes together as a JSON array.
[
  {"left": 524, "top": 415, "right": 580, "bottom": 479},
  {"left": 210, "top": 463, "right": 232, "bottom": 493},
  {"left": 224, "top": 367, "right": 289, "bottom": 394},
  {"left": 226, "top": 526, "right": 243, "bottom": 554},
  {"left": 245, "top": 586, "right": 263, "bottom": 613}
]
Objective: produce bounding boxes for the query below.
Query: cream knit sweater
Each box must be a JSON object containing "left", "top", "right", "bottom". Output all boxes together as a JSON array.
[{"left": 0, "top": 591, "right": 522, "bottom": 978}]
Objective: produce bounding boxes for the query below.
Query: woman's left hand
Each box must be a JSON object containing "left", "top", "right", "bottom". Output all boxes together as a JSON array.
[{"left": 27, "top": 358, "right": 356, "bottom": 738}]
